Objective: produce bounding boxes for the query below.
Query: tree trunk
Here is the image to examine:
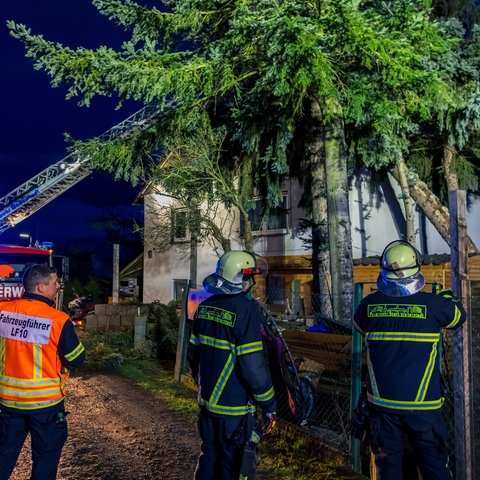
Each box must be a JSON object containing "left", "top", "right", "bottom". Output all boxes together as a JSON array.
[
  {"left": 323, "top": 99, "right": 354, "bottom": 326},
  {"left": 307, "top": 95, "right": 333, "bottom": 321},
  {"left": 392, "top": 158, "right": 416, "bottom": 245},
  {"left": 241, "top": 208, "right": 254, "bottom": 251},
  {"left": 443, "top": 144, "right": 459, "bottom": 191},
  {"left": 389, "top": 165, "right": 479, "bottom": 254}
]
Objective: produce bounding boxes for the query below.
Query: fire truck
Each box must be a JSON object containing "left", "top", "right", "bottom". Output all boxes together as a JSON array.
[{"left": 0, "top": 243, "right": 69, "bottom": 305}]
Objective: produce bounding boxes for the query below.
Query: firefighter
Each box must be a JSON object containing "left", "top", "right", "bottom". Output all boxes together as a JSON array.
[
  {"left": 187, "top": 251, "right": 277, "bottom": 480},
  {"left": 0, "top": 264, "right": 85, "bottom": 480},
  {"left": 353, "top": 240, "right": 467, "bottom": 480}
]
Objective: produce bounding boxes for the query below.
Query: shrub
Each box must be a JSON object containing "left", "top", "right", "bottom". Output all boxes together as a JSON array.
[
  {"left": 148, "top": 300, "right": 180, "bottom": 361},
  {"left": 80, "top": 331, "right": 147, "bottom": 371}
]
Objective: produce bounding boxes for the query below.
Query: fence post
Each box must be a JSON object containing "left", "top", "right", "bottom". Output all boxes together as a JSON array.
[
  {"left": 449, "top": 190, "right": 473, "bottom": 480},
  {"left": 350, "top": 282, "right": 364, "bottom": 473},
  {"left": 174, "top": 282, "right": 190, "bottom": 382}
]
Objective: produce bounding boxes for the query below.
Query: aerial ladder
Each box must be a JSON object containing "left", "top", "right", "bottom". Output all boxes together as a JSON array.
[{"left": 0, "top": 104, "right": 160, "bottom": 234}]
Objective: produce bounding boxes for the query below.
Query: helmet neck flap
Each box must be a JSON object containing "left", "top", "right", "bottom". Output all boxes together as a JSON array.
[
  {"left": 203, "top": 273, "right": 247, "bottom": 295},
  {"left": 376, "top": 269, "right": 425, "bottom": 297}
]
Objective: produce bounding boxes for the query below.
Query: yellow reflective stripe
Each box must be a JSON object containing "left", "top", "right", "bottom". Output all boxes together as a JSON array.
[
  {"left": 253, "top": 386, "right": 275, "bottom": 403},
  {"left": 446, "top": 306, "right": 462, "bottom": 329},
  {"left": 366, "top": 332, "right": 439, "bottom": 342},
  {"left": 199, "top": 398, "right": 256, "bottom": 416},
  {"left": 198, "top": 334, "right": 233, "bottom": 351},
  {"left": 367, "top": 392, "right": 444, "bottom": 410},
  {"left": 416, "top": 341, "right": 438, "bottom": 402},
  {"left": 189, "top": 333, "right": 199, "bottom": 346},
  {"left": 0, "top": 376, "right": 60, "bottom": 387},
  {"left": 197, "top": 336, "right": 266, "bottom": 412},
  {"left": 0, "top": 384, "right": 62, "bottom": 398},
  {"left": 210, "top": 352, "right": 235, "bottom": 405},
  {"left": 237, "top": 341, "right": 263, "bottom": 355},
  {"left": 65, "top": 342, "right": 84, "bottom": 362},
  {"left": 33, "top": 344, "right": 42, "bottom": 379},
  {"left": 0, "top": 397, "right": 64, "bottom": 411},
  {"left": 0, "top": 338, "right": 5, "bottom": 376}
]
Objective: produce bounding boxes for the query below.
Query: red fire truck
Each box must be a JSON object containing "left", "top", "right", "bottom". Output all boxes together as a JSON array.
[{"left": 0, "top": 244, "right": 68, "bottom": 304}]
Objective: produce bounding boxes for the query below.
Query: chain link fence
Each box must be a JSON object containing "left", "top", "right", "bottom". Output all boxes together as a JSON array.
[
  {"left": 176, "top": 284, "right": 479, "bottom": 479},
  {"left": 471, "top": 293, "right": 480, "bottom": 480}
]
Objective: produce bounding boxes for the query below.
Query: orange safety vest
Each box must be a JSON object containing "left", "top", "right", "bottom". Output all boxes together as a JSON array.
[{"left": 0, "top": 299, "right": 77, "bottom": 411}]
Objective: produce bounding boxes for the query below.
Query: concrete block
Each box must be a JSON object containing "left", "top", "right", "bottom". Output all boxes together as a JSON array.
[
  {"left": 85, "top": 315, "right": 98, "bottom": 332},
  {"left": 96, "top": 315, "right": 110, "bottom": 331},
  {"left": 109, "top": 316, "right": 121, "bottom": 330},
  {"left": 120, "top": 315, "right": 134, "bottom": 327},
  {"left": 95, "top": 305, "right": 107, "bottom": 315},
  {"left": 107, "top": 304, "right": 121, "bottom": 316}
]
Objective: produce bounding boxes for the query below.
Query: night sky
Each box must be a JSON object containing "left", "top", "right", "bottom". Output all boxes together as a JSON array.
[{"left": 1, "top": 1, "right": 144, "bottom": 253}]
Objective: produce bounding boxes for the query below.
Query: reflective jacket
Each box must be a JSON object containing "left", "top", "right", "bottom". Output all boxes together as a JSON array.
[
  {"left": 353, "top": 290, "right": 466, "bottom": 413},
  {"left": 0, "top": 293, "right": 85, "bottom": 412},
  {"left": 187, "top": 292, "right": 276, "bottom": 417}
]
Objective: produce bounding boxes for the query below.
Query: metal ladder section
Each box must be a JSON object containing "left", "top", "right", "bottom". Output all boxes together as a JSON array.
[{"left": 0, "top": 103, "right": 161, "bottom": 234}]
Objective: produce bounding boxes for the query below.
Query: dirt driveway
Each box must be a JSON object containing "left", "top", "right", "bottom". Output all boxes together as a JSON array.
[
  {"left": 8, "top": 372, "right": 364, "bottom": 480},
  {"left": 10, "top": 373, "right": 201, "bottom": 480}
]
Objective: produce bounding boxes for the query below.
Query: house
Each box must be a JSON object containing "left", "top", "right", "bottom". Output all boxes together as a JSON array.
[{"left": 137, "top": 171, "right": 480, "bottom": 311}]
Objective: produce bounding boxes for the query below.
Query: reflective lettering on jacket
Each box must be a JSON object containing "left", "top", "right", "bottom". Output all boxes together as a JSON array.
[
  {"left": 0, "top": 299, "right": 85, "bottom": 411},
  {"left": 0, "top": 311, "right": 53, "bottom": 344}
]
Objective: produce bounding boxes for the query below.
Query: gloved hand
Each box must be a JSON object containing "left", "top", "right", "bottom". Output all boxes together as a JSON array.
[
  {"left": 261, "top": 412, "right": 276, "bottom": 434},
  {"left": 350, "top": 393, "right": 369, "bottom": 441}
]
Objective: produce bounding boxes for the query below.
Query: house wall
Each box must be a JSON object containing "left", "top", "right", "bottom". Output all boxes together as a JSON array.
[
  {"left": 141, "top": 172, "right": 480, "bottom": 305},
  {"left": 142, "top": 191, "right": 245, "bottom": 304},
  {"left": 350, "top": 170, "right": 480, "bottom": 257}
]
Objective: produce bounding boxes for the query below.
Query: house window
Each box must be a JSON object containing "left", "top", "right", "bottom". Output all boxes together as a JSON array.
[
  {"left": 248, "top": 194, "right": 288, "bottom": 233},
  {"left": 174, "top": 279, "right": 188, "bottom": 304},
  {"left": 172, "top": 210, "right": 189, "bottom": 241}
]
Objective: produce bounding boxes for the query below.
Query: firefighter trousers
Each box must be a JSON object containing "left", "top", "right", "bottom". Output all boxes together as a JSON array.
[
  {"left": 368, "top": 410, "right": 452, "bottom": 480},
  {"left": 0, "top": 405, "right": 68, "bottom": 480},
  {"left": 194, "top": 408, "right": 246, "bottom": 480}
]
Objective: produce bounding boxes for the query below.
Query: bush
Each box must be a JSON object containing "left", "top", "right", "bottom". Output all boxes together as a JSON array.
[
  {"left": 80, "top": 331, "right": 148, "bottom": 371},
  {"left": 148, "top": 300, "right": 180, "bottom": 361}
]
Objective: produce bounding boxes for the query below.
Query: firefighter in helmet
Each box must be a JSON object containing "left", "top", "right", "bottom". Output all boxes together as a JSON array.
[
  {"left": 187, "top": 250, "right": 276, "bottom": 480},
  {"left": 353, "top": 240, "right": 467, "bottom": 480}
]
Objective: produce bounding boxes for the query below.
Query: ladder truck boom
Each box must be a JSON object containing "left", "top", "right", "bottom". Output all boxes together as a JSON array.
[{"left": 0, "top": 104, "right": 160, "bottom": 234}]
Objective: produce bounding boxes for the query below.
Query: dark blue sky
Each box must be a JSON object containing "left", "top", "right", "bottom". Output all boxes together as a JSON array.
[{"left": 0, "top": 1, "right": 143, "bottom": 252}]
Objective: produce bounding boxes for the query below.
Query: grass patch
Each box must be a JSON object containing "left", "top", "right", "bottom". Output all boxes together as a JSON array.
[
  {"left": 120, "top": 359, "right": 198, "bottom": 422},
  {"left": 259, "top": 425, "right": 364, "bottom": 479}
]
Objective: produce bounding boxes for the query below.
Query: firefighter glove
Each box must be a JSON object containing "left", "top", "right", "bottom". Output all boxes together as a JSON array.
[{"left": 261, "top": 412, "right": 276, "bottom": 435}]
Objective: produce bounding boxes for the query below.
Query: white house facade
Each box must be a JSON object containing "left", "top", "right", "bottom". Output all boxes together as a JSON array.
[{"left": 141, "top": 171, "right": 480, "bottom": 305}]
